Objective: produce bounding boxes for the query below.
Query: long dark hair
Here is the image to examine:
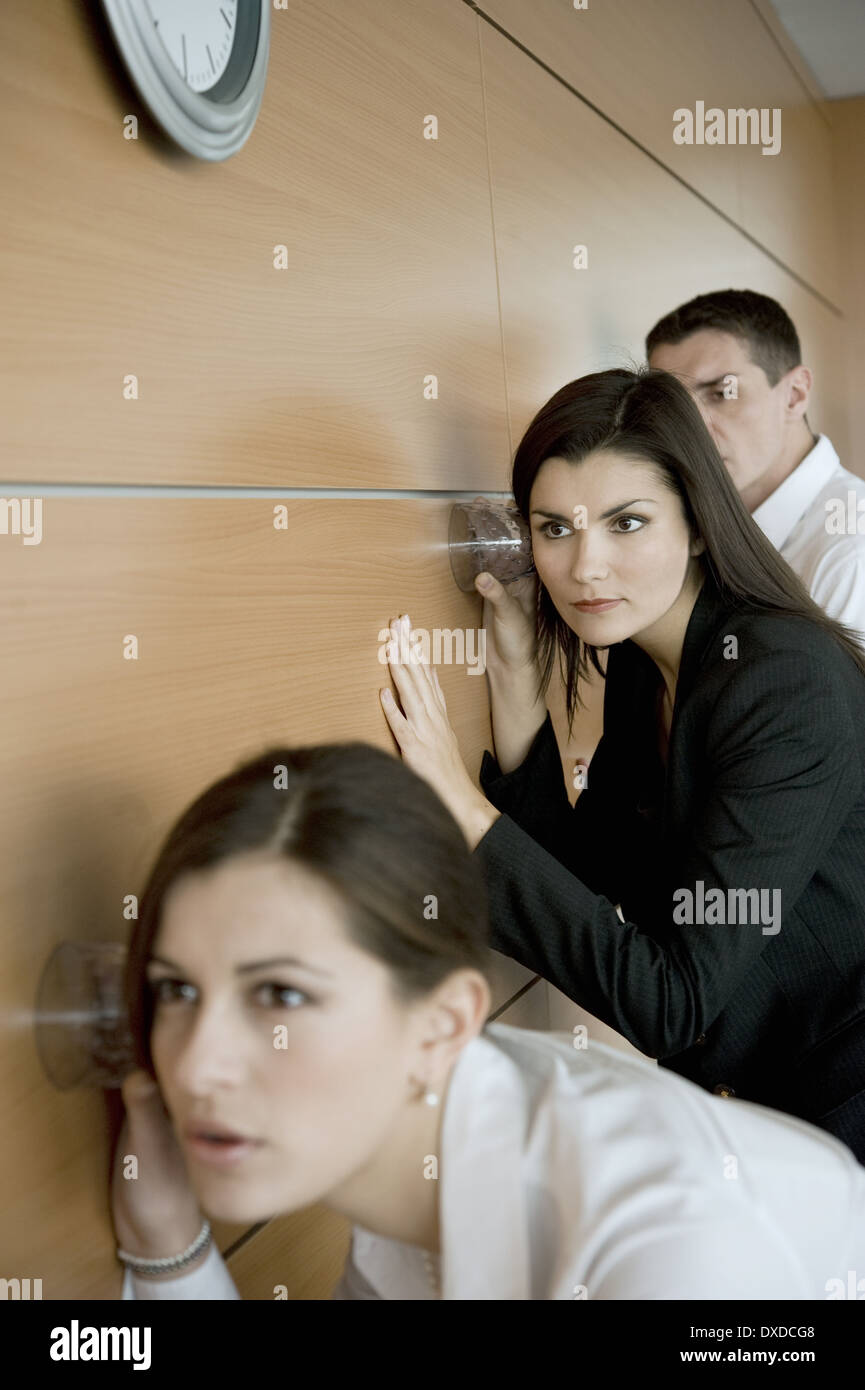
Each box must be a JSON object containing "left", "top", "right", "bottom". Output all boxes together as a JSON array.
[
  {"left": 511, "top": 367, "right": 865, "bottom": 734},
  {"left": 125, "top": 743, "right": 493, "bottom": 1076}
]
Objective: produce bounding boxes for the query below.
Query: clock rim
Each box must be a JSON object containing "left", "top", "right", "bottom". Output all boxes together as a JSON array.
[{"left": 101, "top": 0, "right": 270, "bottom": 161}]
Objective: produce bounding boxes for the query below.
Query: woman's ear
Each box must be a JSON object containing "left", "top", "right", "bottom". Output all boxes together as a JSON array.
[{"left": 690, "top": 535, "right": 706, "bottom": 557}]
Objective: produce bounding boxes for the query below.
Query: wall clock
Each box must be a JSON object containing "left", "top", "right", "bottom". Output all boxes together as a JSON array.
[{"left": 101, "top": 1, "right": 270, "bottom": 161}]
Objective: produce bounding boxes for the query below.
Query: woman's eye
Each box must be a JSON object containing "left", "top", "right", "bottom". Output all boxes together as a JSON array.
[
  {"left": 540, "top": 517, "right": 646, "bottom": 538},
  {"left": 147, "top": 979, "right": 310, "bottom": 1009},
  {"left": 148, "top": 978, "right": 196, "bottom": 1004},
  {"left": 254, "top": 982, "right": 309, "bottom": 1009}
]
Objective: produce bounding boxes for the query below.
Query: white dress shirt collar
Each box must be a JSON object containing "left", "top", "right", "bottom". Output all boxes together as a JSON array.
[{"left": 751, "top": 434, "right": 840, "bottom": 551}]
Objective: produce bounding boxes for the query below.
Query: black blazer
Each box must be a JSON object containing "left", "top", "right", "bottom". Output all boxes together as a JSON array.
[{"left": 474, "top": 569, "right": 865, "bottom": 1161}]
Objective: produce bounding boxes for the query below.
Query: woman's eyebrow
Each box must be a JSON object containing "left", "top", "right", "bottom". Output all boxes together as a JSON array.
[
  {"left": 146, "top": 954, "right": 334, "bottom": 978},
  {"left": 531, "top": 499, "right": 657, "bottom": 522}
]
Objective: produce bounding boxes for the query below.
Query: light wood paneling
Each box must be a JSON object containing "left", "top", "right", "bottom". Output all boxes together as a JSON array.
[
  {"left": 486, "top": 953, "right": 537, "bottom": 1010},
  {"left": 831, "top": 98, "right": 865, "bottom": 476},
  {"left": 747, "top": 0, "right": 829, "bottom": 108},
  {"left": 479, "top": 17, "right": 849, "bottom": 478},
  {"left": 480, "top": 0, "right": 839, "bottom": 303},
  {"left": 0, "top": 0, "right": 509, "bottom": 488},
  {"left": 547, "top": 983, "right": 656, "bottom": 1065},
  {"left": 493, "top": 975, "right": 550, "bottom": 1031},
  {"left": 221, "top": 1203, "right": 352, "bottom": 1302},
  {"left": 736, "top": 82, "right": 838, "bottom": 308}
]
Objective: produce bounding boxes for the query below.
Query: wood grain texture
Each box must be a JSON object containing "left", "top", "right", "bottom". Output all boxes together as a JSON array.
[
  {"left": 479, "top": 16, "right": 849, "bottom": 467},
  {"left": 831, "top": 98, "right": 865, "bottom": 477},
  {"left": 0, "top": 0, "right": 509, "bottom": 487},
  {"left": 546, "top": 982, "right": 657, "bottom": 1066},
  {"left": 480, "top": 0, "right": 839, "bottom": 304}
]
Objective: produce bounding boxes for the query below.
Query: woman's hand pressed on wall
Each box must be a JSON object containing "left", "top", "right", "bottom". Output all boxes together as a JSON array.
[
  {"left": 380, "top": 614, "right": 499, "bottom": 851},
  {"left": 110, "top": 1070, "right": 209, "bottom": 1281}
]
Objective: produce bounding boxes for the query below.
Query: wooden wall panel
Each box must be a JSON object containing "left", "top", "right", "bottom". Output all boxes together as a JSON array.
[
  {"left": 733, "top": 60, "right": 837, "bottom": 307},
  {"left": 547, "top": 983, "right": 656, "bottom": 1066},
  {"left": 0, "top": 499, "right": 535, "bottom": 1297},
  {"left": 219, "top": 1203, "right": 352, "bottom": 1302},
  {"left": 479, "top": 18, "right": 850, "bottom": 486},
  {"left": 831, "top": 98, "right": 865, "bottom": 477},
  {"left": 492, "top": 976, "right": 550, "bottom": 1031},
  {"left": 481, "top": 0, "right": 839, "bottom": 304},
  {"left": 0, "top": 0, "right": 509, "bottom": 488}
]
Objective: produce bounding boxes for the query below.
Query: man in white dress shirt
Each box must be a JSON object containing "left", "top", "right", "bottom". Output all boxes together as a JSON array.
[{"left": 646, "top": 289, "right": 865, "bottom": 640}]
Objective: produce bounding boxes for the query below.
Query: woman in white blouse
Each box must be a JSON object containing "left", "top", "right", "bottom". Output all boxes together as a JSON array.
[{"left": 112, "top": 692, "right": 865, "bottom": 1301}]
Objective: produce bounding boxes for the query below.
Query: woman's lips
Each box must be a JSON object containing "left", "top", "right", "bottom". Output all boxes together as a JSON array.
[
  {"left": 184, "top": 1135, "right": 265, "bottom": 1168},
  {"left": 572, "top": 598, "right": 622, "bottom": 613}
]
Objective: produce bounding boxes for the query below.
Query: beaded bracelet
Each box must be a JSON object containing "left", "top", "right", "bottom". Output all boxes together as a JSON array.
[{"left": 117, "top": 1219, "right": 212, "bottom": 1276}]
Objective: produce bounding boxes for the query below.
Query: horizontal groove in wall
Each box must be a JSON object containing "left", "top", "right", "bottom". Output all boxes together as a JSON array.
[{"left": 0, "top": 485, "right": 515, "bottom": 499}]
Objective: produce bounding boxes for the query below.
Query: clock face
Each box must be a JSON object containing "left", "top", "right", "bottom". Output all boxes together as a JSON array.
[
  {"left": 144, "top": 0, "right": 238, "bottom": 94},
  {"left": 101, "top": 0, "right": 269, "bottom": 160}
]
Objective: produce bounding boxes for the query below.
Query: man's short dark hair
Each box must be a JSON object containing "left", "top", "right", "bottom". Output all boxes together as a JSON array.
[{"left": 645, "top": 289, "right": 802, "bottom": 388}]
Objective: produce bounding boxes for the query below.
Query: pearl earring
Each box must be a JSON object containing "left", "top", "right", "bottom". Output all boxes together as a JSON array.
[{"left": 412, "top": 1074, "right": 439, "bottom": 1106}]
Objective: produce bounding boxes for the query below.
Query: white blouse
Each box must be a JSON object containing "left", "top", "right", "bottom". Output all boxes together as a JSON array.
[{"left": 123, "top": 1022, "right": 865, "bottom": 1300}]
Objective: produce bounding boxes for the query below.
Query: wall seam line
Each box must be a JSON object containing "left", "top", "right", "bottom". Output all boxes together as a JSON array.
[{"left": 460, "top": 0, "right": 843, "bottom": 317}]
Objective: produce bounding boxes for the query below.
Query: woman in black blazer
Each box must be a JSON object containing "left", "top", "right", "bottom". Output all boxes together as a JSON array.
[{"left": 382, "top": 367, "right": 865, "bottom": 1161}]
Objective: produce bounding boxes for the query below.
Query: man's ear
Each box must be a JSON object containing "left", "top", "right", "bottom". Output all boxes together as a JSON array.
[{"left": 784, "top": 364, "right": 813, "bottom": 419}]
